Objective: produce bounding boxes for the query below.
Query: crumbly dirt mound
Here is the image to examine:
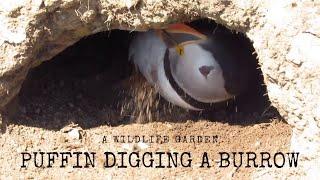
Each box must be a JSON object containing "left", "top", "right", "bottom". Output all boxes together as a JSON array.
[{"left": 0, "top": 0, "right": 319, "bottom": 178}]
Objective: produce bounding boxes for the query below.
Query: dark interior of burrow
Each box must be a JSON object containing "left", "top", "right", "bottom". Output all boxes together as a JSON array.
[{"left": 13, "top": 19, "right": 280, "bottom": 130}]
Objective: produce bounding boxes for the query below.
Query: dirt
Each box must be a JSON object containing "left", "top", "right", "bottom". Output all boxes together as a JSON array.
[
  {"left": 0, "top": 28, "right": 292, "bottom": 178},
  {"left": 0, "top": 119, "right": 291, "bottom": 179}
]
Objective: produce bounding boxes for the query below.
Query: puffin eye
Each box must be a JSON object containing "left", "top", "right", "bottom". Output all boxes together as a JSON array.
[
  {"left": 199, "top": 66, "right": 214, "bottom": 78},
  {"left": 175, "top": 45, "right": 184, "bottom": 56}
]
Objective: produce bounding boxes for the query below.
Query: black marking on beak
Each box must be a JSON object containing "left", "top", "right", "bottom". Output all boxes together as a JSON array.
[
  {"left": 160, "top": 30, "right": 179, "bottom": 48},
  {"left": 160, "top": 30, "right": 206, "bottom": 48}
]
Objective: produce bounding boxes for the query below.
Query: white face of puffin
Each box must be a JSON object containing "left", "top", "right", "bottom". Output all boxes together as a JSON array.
[
  {"left": 169, "top": 43, "right": 233, "bottom": 103},
  {"left": 159, "top": 24, "right": 234, "bottom": 106}
]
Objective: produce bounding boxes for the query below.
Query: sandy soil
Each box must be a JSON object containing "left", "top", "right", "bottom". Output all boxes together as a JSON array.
[
  {"left": 0, "top": 119, "right": 291, "bottom": 179},
  {"left": 0, "top": 29, "right": 292, "bottom": 179}
]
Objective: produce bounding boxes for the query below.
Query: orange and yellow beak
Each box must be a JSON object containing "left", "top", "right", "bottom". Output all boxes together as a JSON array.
[
  {"left": 156, "top": 23, "right": 207, "bottom": 48},
  {"left": 164, "top": 23, "right": 207, "bottom": 40}
]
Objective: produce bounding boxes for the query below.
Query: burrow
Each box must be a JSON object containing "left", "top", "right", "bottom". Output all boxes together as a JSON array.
[{"left": 11, "top": 19, "right": 281, "bottom": 130}]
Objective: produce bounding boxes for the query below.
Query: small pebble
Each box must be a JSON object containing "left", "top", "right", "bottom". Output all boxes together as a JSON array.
[{"left": 68, "top": 129, "right": 81, "bottom": 140}]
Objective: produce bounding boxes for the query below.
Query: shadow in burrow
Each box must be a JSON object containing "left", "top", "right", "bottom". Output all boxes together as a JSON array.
[{"left": 6, "top": 19, "right": 283, "bottom": 131}]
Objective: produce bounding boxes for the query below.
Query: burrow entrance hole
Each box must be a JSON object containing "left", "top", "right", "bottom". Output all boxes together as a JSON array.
[{"left": 14, "top": 19, "right": 280, "bottom": 130}]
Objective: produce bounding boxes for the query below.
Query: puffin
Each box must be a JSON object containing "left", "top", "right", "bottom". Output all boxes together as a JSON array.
[{"left": 129, "top": 23, "right": 251, "bottom": 110}]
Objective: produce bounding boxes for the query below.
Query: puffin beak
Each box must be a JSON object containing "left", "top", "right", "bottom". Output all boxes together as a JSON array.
[
  {"left": 156, "top": 23, "right": 207, "bottom": 48},
  {"left": 165, "top": 24, "right": 207, "bottom": 40}
]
